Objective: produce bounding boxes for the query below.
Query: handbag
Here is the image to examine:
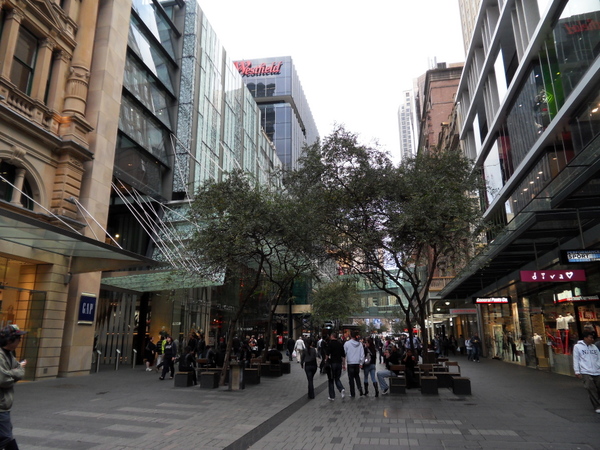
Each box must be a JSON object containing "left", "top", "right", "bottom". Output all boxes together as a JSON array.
[{"left": 292, "top": 350, "right": 297, "bottom": 358}]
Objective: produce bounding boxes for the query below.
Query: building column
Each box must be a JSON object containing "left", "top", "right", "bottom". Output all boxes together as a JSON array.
[
  {"left": 62, "top": 0, "right": 99, "bottom": 117},
  {"left": 9, "top": 167, "right": 26, "bottom": 206},
  {"left": 30, "top": 39, "right": 55, "bottom": 102},
  {"left": 0, "top": 8, "right": 24, "bottom": 79},
  {"left": 45, "top": 51, "right": 71, "bottom": 112}
]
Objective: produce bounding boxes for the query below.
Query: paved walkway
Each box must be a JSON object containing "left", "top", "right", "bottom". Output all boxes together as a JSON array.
[{"left": 10, "top": 354, "right": 600, "bottom": 449}]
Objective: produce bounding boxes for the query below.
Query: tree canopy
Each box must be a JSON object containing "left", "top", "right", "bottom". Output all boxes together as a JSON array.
[{"left": 285, "top": 126, "right": 486, "bottom": 345}]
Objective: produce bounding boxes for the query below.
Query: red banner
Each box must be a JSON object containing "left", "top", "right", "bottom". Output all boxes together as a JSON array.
[{"left": 520, "top": 270, "right": 586, "bottom": 282}]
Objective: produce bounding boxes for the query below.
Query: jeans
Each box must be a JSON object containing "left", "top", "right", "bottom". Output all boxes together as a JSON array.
[
  {"left": 347, "top": 364, "right": 362, "bottom": 396},
  {"left": 328, "top": 362, "right": 345, "bottom": 398},
  {"left": 305, "top": 364, "right": 318, "bottom": 398},
  {"left": 363, "top": 363, "right": 376, "bottom": 383},
  {"left": 377, "top": 369, "right": 395, "bottom": 391}
]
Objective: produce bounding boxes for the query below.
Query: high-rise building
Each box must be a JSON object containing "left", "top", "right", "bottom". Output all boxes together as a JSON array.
[
  {"left": 233, "top": 56, "right": 319, "bottom": 170},
  {"left": 415, "top": 62, "right": 464, "bottom": 154},
  {"left": 0, "top": 0, "right": 286, "bottom": 378},
  {"left": 397, "top": 90, "right": 417, "bottom": 162},
  {"left": 441, "top": 0, "right": 600, "bottom": 375}
]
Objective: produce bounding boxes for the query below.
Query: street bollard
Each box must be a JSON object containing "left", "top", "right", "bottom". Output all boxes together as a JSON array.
[
  {"left": 116, "top": 349, "right": 121, "bottom": 371},
  {"left": 95, "top": 350, "right": 102, "bottom": 373},
  {"left": 132, "top": 349, "right": 137, "bottom": 369}
]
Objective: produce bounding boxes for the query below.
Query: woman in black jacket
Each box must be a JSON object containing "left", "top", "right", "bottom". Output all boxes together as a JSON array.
[
  {"left": 363, "top": 337, "right": 379, "bottom": 396},
  {"left": 301, "top": 339, "right": 319, "bottom": 399}
]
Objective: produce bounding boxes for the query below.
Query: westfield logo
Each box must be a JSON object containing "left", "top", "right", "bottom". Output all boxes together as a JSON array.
[{"left": 234, "top": 61, "right": 283, "bottom": 77}]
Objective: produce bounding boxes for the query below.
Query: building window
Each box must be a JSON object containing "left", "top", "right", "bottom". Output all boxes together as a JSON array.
[
  {"left": 0, "top": 161, "right": 34, "bottom": 210},
  {"left": 11, "top": 27, "right": 38, "bottom": 94}
]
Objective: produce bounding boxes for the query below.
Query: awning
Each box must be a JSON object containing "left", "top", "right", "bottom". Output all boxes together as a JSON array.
[
  {"left": 101, "top": 269, "right": 223, "bottom": 292},
  {"left": 0, "top": 207, "right": 156, "bottom": 272}
]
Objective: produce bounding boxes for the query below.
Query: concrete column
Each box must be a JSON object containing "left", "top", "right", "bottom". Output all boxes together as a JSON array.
[
  {"left": 0, "top": 8, "right": 24, "bottom": 79},
  {"left": 62, "top": 0, "right": 99, "bottom": 117},
  {"left": 30, "top": 39, "right": 55, "bottom": 102}
]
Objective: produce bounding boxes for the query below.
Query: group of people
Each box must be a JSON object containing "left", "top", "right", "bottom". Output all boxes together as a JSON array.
[{"left": 292, "top": 331, "right": 424, "bottom": 401}]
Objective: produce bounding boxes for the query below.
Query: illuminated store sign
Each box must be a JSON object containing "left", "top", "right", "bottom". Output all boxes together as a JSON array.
[
  {"left": 520, "top": 270, "right": 586, "bottom": 282},
  {"left": 563, "top": 19, "right": 600, "bottom": 35},
  {"left": 555, "top": 295, "right": 599, "bottom": 303},
  {"left": 561, "top": 250, "right": 600, "bottom": 263},
  {"left": 473, "top": 297, "right": 511, "bottom": 304},
  {"left": 234, "top": 61, "right": 283, "bottom": 77}
]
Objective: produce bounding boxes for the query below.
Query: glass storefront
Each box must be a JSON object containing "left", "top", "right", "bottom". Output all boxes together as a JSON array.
[{"left": 479, "top": 268, "right": 600, "bottom": 376}]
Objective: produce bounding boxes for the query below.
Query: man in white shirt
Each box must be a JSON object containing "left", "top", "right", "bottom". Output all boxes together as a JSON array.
[{"left": 573, "top": 330, "right": 600, "bottom": 413}]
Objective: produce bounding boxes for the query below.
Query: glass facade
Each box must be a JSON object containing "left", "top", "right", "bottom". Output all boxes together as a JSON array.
[
  {"left": 481, "top": 0, "right": 599, "bottom": 216},
  {"left": 235, "top": 56, "right": 319, "bottom": 170}
]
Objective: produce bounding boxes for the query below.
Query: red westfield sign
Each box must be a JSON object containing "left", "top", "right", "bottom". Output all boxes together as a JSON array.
[
  {"left": 520, "top": 270, "right": 586, "bottom": 282},
  {"left": 234, "top": 61, "right": 283, "bottom": 77}
]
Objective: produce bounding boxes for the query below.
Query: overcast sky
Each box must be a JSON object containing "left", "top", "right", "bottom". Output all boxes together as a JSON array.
[{"left": 197, "top": 0, "right": 466, "bottom": 161}]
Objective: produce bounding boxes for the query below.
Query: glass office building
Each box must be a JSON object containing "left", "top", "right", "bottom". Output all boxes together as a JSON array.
[
  {"left": 234, "top": 56, "right": 319, "bottom": 170},
  {"left": 442, "top": 0, "right": 600, "bottom": 376}
]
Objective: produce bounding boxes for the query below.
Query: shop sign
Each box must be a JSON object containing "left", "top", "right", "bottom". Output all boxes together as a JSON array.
[
  {"left": 234, "top": 60, "right": 283, "bottom": 77},
  {"left": 520, "top": 270, "right": 586, "bottom": 282},
  {"left": 555, "top": 295, "right": 599, "bottom": 304},
  {"left": 77, "top": 293, "right": 96, "bottom": 325},
  {"left": 450, "top": 308, "right": 477, "bottom": 314},
  {"left": 473, "top": 296, "right": 511, "bottom": 304},
  {"left": 561, "top": 250, "right": 600, "bottom": 263}
]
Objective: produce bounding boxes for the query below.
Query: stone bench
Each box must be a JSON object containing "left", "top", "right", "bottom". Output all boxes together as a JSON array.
[
  {"left": 244, "top": 367, "right": 260, "bottom": 384},
  {"left": 174, "top": 371, "right": 195, "bottom": 387},
  {"left": 199, "top": 371, "right": 220, "bottom": 389},
  {"left": 452, "top": 377, "right": 471, "bottom": 395}
]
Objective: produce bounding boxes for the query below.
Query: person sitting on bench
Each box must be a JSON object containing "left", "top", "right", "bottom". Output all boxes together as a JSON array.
[{"left": 178, "top": 346, "right": 198, "bottom": 385}]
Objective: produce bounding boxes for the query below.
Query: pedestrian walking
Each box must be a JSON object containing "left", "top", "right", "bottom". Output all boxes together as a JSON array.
[
  {"left": 343, "top": 331, "right": 364, "bottom": 397},
  {"left": 301, "top": 339, "right": 319, "bottom": 399},
  {"left": 155, "top": 335, "right": 165, "bottom": 372},
  {"left": 286, "top": 337, "right": 295, "bottom": 362},
  {"left": 294, "top": 336, "right": 306, "bottom": 364},
  {"left": 573, "top": 330, "right": 600, "bottom": 413},
  {"left": 159, "top": 335, "right": 177, "bottom": 380},
  {"left": 470, "top": 333, "right": 482, "bottom": 362},
  {"left": 465, "top": 337, "right": 473, "bottom": 360},
  {"left": 144, "top": 336, "right": 156, "bottom": 371},
  {"left": 0, "top": 324, "right": 27, "bottom": 450},
  {"left": 324, "top": 332, "right": 346, "bottom": 401},
  {"left": 363, "top": 337, "right": 378, "bottom": 397}
]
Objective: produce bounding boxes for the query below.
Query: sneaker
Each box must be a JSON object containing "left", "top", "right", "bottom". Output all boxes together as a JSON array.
[
  {"left": 595, "top": 409, "right": 600, "bottom": 413},
  {"left": 341, "top": 389, "right": 346, "bottom": 399},
  {"left": 382, "top": 388, "right": 389, "bottom": 395},
  {"left": 328, "top": 397, "right": 335, "bottom": 401}
]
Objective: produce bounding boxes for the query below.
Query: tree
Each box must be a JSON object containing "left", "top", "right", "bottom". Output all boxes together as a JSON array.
[
  {"left": 286, "top": 126, "right": 486, "bottom": 350},
  {"left": 310, "top": 278, "right": 362, "bottom": 328},
  {"left": 187, "top": 170, "right": 324, "bottom": 382}
]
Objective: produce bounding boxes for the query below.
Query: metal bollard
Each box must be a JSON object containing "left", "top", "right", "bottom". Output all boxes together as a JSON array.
[
  {"left": 95, "top": 350, "right": 102, "bottom": 373},
  {"left": 116, "top": 349, "right": 121, "bottom": 371},
  {"left": 132, "top": 349, "right": 137, "bottom": 369}
]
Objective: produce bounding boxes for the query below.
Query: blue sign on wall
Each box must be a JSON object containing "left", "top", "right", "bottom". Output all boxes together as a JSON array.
[{"left": 78, "top": 293, "right": 97, "bottom": 325}]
